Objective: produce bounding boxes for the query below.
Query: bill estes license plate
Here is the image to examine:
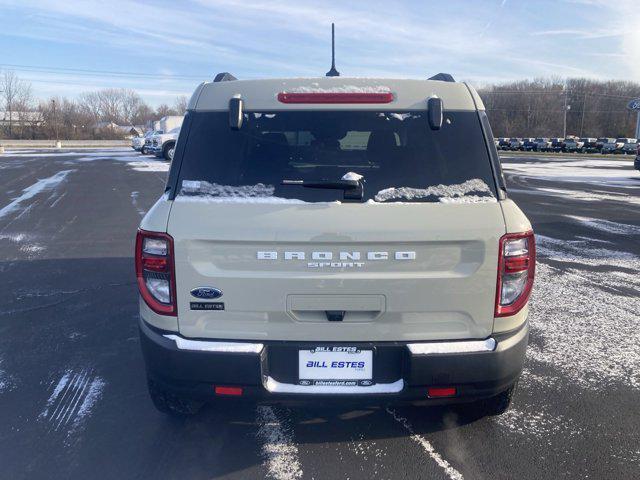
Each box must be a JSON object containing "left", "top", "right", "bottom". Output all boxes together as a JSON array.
[{"left": 298, "top": 346, "right": 373, "bottom": 386}]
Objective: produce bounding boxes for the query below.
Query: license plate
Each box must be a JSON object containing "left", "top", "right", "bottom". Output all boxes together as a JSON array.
[{"left": 298, "top": 346, "right": 373, "bottom": 386}]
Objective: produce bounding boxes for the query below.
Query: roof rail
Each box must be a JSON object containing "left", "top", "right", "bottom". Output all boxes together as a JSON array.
[
  {"left": 428, "top": 73, "right": 455, "bottom": 83},
  {"left": 213, "top": 72, "right": 237, "bottom": 82}
]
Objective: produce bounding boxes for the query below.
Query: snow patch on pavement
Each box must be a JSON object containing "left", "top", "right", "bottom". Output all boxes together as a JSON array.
[
  {"left": 256, "top": 406, "right": 303, "bottom": 480},
  {"left": 0, "top": 232, "right": 46, "bottom": 258},
  {"left": 130, "top": 191, "right": 145, "bottom": 216},
  {"left": 495, "top": 407, "right": 583, "bottom": 440},
  {"left": 502, "top": 157, "right": 639, "bottom": 187},
  {"left": 566, "top": 215, "right": 640, "bottom": 236},
  {"left": 0, "top": 170, "right": 74, "bottom": 219},
  {"left": 125, "top": 160, "right": 170, "bottom": 172},
  {"left": 536, "top": 234, "right": 636, "bottom": 262},
  {"left": 530, "top": 236, "right": 640, "bottom": 390},
  {"left": 39, "top": 369, "right": 106, "bottom": 436},
  {"left": 387, "top": 408, "right": 464, "bottom": 480},
  {"left": 0, "top": 358, "right": 14, "bottom": 393},
  {"left": 507, "top": 186, "right": 640, "bottom": 205}
]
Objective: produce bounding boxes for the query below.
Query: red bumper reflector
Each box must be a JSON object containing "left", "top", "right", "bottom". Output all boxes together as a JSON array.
[
  {"left": 427, "top": 387, "right": 457, "bottom": 398},
  {"left": 277, "top": 92, "right": 394, "bottom": 104},
  {"left": 214, "top": 386, "right": 243, "bottom": 396}
]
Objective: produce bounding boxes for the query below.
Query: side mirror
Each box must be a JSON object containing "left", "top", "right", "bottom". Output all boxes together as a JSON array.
[
  {"left": 427, "top": 97, "right": 443, "bottom": 130},
  {"left": 229, "top": 97, "right": 243, "bottom": 130}
]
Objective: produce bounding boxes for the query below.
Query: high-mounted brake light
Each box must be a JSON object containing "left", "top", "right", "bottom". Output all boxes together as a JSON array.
[
  {"left": 135, "top": 230, "right": 176, "bottom": 316},
  {"left": 495, "top": 231, "right": 536, "bottom": 317},
  {"left": 277, "top": 92, "right": 394, "bottom": 104}
]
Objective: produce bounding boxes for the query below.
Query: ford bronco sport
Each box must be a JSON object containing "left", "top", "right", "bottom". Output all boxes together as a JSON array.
[{"left": 136, "top": 73, "right": 535, "bottom": 417}]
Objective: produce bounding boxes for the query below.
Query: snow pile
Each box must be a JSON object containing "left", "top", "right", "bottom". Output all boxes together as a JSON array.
[
  {"left": 528, "top": 234, "right": 640, "bottom": 390},
  {"left": 256, "top": 406, "right": 303, "bottom": 480},
  {"left": 374, "top": 179, "right": 495, "bottom": 203},
  {"left": 286, "top": 84, "right": 391, "bottom": 94},
  {"left": 341, "top": 171, "right": 363, "bottom": 181},
  {"left": 179, "top": 180, "right": 306, "bottom": 204}
]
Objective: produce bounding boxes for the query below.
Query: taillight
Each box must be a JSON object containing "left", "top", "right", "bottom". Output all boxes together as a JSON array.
[
  {"left": 277, "top": 92, "right": 394, "bottom": 104},
  {"left": 135, "top": 230, "right": 176, "bottom": 316},
  {"left": 495, "top": 231, "right": 535, "bottom": 317}
]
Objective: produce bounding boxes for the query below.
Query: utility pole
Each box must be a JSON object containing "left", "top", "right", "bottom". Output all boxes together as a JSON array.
[
  {"left": 51, "top": 99, "right": 59, "bottom": 146},
  {"left": 579, "top": 91, "right": 587, "bottom": 137},
  {"left": 562, "top": 86, "right": 568, "bottom": 138}
]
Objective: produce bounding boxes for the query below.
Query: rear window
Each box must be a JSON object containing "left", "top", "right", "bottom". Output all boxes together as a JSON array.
[{"left": 174, "top": 111, "right": 497, "bottom": 203}]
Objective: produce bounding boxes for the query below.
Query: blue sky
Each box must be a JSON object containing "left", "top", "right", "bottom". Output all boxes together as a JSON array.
[{"left": 0, "top": 0, "right": 638, "bottom": 106}]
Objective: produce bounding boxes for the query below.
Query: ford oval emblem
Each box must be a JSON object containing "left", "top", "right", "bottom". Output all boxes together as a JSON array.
[
  {"left": 627, "top": 98, "right": 640, "bottom": 111},
  {"left": 190, "top": 287, "right": 223, "bottom": 299}
]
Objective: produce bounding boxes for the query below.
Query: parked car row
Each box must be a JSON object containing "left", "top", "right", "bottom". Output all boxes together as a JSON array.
[
  {"left": 495, "top": 136, "right": 638, "bottom": 154},
  {"left": 130, "top": 115, "right": 184, "bottom": 161}
]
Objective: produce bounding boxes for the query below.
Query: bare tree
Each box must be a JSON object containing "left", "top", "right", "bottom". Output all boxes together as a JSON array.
[
  {"left": 478, "top": 77, "right": 640, "bottom": 138},
  {"left": 131, "top": 103, "right": 155, "bottom": 127},
  {"left": 120, "top": 89, "right": 143, "bottom": 125},
  {"left": 1, "top": 71, "right": 34, "bottom": 137},
  {"left": 155, "top": 103, "right": 177, "bottom": 118},
  {"left": 174, "top": 95, "right": 188, "bottom": 115}
]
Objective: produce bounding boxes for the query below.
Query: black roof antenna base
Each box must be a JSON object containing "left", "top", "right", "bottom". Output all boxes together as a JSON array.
[
  {"left": 428, "top": 73, "right": 455, "bottom": 82},
  {"left": 325, "top": 23, "right": 340, "bottom": 77},
  {"left": 214, "top": 72, "right": 237, "bottom": 82}
]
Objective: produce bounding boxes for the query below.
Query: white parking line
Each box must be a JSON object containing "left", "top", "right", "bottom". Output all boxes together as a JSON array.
[
  {"left": 387, "top": 408, "right": 464, "bottom": 480},
  {"left": 256, "top": 406, "right": 303, "bottom": 480}
]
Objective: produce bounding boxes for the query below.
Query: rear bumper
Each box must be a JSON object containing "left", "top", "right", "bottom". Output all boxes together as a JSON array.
[{"left": 139, "top": 318, "right": 528, "bottom": 405}]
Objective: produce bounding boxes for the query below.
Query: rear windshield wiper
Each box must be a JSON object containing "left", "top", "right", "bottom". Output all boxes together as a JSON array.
[{"left": 281, "top": 179, "right": 364, "bottom": 201}]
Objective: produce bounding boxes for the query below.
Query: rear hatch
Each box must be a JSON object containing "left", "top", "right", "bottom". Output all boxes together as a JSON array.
[{"left": 167, "top": 107, "right": 505, "bottom": 342}]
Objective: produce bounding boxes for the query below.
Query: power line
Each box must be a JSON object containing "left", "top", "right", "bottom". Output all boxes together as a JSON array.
[
  {"left": 481, "top": 90, "right": 637, "bottom": 99},
  {"left": 0, "top": 63, "right": 209, "bottom": 80}
]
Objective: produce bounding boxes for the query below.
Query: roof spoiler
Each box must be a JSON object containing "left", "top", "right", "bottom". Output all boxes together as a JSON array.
[
  {"left": 428, "top": 73, "right": 455, "bottom": 82},
  {"left": 214, "top": 72, "right": 237, "bottom": 82}
]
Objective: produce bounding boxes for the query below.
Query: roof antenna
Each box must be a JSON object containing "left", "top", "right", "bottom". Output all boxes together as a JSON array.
[{"left": 325, "top": 23, "right": 340, "bottom": 77}]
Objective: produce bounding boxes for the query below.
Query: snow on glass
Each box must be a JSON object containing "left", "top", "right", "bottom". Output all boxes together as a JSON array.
[
  {"left": 285, "top": 84, "right": 391, "bottom": 94},
  {"left": 179, "top": 180, "right": 305, "bottom": 204},
  {"left": 373, "top": 178, "right": 496, "bottom": 203}
]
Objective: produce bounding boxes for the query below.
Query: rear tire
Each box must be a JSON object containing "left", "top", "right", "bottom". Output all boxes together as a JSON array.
[
  {"left": 141, "top": 146, "right": 147, "bottom": 155},
  {"left": 470, "top": 382, "right": 518, "bottom": 417},
  {"left": 147, "top": 379, "right": 203, "bottom": 417}
]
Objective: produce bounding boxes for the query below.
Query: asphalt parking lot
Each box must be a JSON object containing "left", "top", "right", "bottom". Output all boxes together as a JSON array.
[{"left": 0, "top": 148, "right": 638, "bottom": 480}]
